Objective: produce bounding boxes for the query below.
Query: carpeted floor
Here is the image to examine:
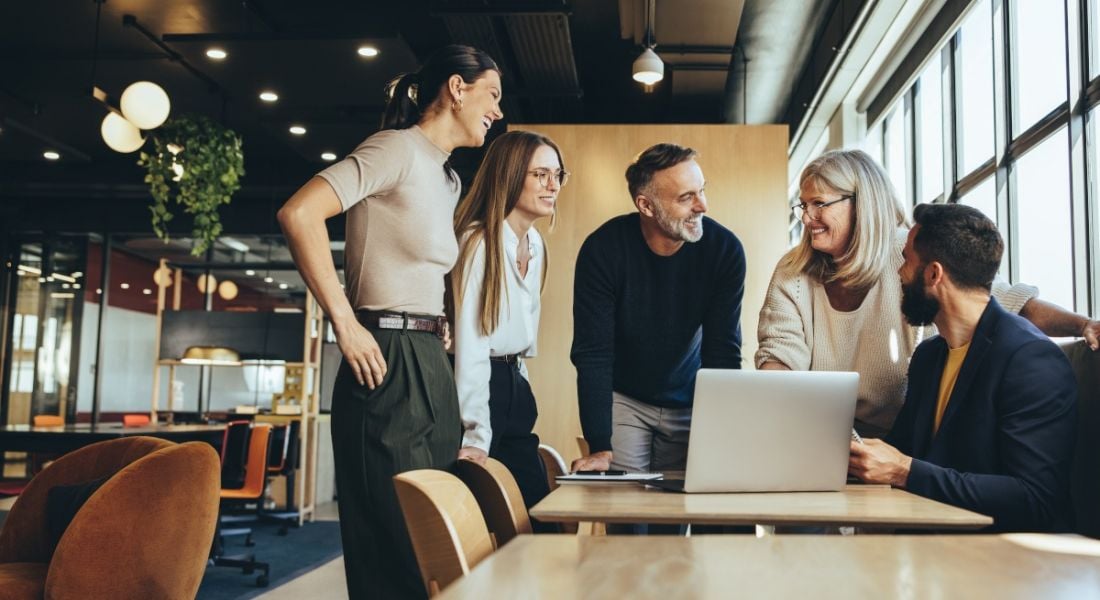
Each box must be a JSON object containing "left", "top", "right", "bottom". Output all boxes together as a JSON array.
[{"left": 198, "top": 520, "right": 343, "bottom": 600}]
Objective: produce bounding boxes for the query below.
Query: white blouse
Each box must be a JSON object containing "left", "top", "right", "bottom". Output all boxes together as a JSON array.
[{"left": 453, "top": 223, "right": 543, "bottom": 452}]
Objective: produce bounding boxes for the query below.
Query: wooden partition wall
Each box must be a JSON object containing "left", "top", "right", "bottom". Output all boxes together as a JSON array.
[{"left": 508, "top": 124, "right": 790, "bottom": 463}]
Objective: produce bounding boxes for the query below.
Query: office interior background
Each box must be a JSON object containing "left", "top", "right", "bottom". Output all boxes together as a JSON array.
[{"left": 1, "top": 0, "right": 1099, "bottom": 598}]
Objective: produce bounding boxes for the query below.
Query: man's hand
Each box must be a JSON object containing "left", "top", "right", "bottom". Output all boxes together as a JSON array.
[
  {"left": 570, "top": 451, "right": 613, "bottom": 473},
  {"left": 333, "top": 318, "right": 387, "bottom": 389},
  {"left": 1083, "top": 319, "right": 1100, "bottom": 351},
  {"left": 457, "top": 446, "right": 488, "bottom": 465},
  {"left": 848, "top": 439, "right": 912, "bottom": 488}
]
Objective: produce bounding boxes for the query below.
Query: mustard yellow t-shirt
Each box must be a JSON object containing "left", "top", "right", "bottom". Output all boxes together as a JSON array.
[{"left": 934, "top": 341, "right": 971, "bottom": 434}]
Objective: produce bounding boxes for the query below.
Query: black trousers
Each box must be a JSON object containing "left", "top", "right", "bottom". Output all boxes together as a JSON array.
[
  {"left": 331, "top": 327, "right": 461, "bottom": 600},
  {"left": 487, "top": 360, "right": 551, "bottom": 522}
]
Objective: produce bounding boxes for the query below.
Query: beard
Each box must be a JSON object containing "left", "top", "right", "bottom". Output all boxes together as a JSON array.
[
  {"left": 651, "top": 201, "right": 704, "bottom": 243},
  {"left": 900, "top": 270, "right": 940, "bottom": 326}
]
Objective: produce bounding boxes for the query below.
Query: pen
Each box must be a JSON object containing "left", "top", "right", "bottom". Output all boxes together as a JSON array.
[{"left": 851, "top": 428, "right": 864, "bottom": 444}]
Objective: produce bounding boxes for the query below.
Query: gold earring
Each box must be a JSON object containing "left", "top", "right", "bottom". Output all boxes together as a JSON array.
[{"left": 451, "top": 97, "right": 463, "bottom": 112}]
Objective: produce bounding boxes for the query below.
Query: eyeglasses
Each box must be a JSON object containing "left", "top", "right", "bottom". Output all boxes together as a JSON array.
[
  {"left": 528, "top": 169, "right": 569, "bottom": 189},
  {"left": 792, "top": 195, "right": 854, "bottom": 220}
]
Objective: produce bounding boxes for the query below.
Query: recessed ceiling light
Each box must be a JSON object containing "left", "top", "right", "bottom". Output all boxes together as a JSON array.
[
  {"left": 206, "top": 48, "right": 228, "bottom": 60},
  {"left": 143, "top": 288, "right": 152, "bottom": 295},
  {"left": 245, "top": 269, "right": 256, "bottom": 276},
  {"left": 43, "top": 151, "right": 60, "bottom": 160},
  {"left": 259, "top": 91, "right": 279, "bottom": 102},
  {"left": 357, "top": 46, "right": 379, "bottom": 57},
  {"left": 120, "top": 282, "right": 130, "bottom": 289},
  {"left": 264, "top": 276, "right": 274, "bottom": 283},
  {"left": 321, "top": 152, "right": 337, "bottom": 161},
  {"left": 289, "top": 125, "right": 306, "bottom": 135},
  {"left": 279, "top": 283, "right": 289, "bottom": 290}
]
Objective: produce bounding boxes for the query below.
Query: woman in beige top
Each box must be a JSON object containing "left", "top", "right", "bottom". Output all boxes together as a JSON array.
[
  {"left": 757, "top": 149, "right": 1099, "bottom": 437},
  {"left": 277, "top": 45, "right": 503, "bottom": 599}
]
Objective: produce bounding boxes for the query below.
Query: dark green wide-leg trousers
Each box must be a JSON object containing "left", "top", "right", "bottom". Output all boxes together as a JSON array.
[{"left": 331, "top": 327, "right": 461, "bottom": 599}]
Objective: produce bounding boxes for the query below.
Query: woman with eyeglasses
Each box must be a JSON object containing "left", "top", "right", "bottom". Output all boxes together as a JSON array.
[
  {"left": 450, "top": 130, "right": 566, "bottom": 512},
  {"left": 756, "top": 149, "right": 1098, "bottom": 438},
  {"left": 278, "top": 45, "right": 503, "bottom": 598}
]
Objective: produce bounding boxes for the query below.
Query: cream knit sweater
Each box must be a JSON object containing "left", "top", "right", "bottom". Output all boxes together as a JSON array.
[{"left": 755, "top": 228, "right": 1037, "bottom": 436}]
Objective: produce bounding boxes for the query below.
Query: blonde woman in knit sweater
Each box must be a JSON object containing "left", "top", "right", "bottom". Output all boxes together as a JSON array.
[{"left": 756, "top": 149, "right": 1100, "bottom": 438}]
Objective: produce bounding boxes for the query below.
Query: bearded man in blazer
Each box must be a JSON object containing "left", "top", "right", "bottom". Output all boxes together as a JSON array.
[{"left": 848, "top": 202, "right": 1077, "bottom": 532}]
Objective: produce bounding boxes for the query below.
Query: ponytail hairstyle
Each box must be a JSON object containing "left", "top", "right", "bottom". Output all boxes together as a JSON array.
[
  {"left": 381, "top": 44, "right": 500, "bottom": 131},
  {"left": 450, "top": 131, "right": 563, "bottom": 336}
]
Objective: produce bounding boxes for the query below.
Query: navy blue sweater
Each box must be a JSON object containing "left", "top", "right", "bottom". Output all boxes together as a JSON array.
[{"left": 570, "top": 213, "right": 746, "bottom": 453}]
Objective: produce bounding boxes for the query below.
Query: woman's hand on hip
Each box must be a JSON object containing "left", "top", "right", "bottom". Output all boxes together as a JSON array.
[{"left": 334, "top": 318, "right": 387, "bottom": 389}]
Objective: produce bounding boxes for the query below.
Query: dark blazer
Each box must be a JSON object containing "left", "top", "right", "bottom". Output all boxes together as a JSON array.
[{"left": 886, "top": 297, "right": 1077, "bottom": 532}]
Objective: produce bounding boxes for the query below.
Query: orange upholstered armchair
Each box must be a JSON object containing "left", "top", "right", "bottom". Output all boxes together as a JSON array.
[{"left": 0, "top": 436, "right": 221, "bottom": 599}]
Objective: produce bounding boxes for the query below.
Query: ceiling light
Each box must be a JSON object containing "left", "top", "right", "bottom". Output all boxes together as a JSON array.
[
  {"left": 289, "top": 125, "right": 307, "bottom": 135},
  {"left": 259, "top": 91, "right": 279, "bottom": 102},
  {"left": 221, "top": 237, "right": 250, "bottom": 253},
  {"left": 218, "top": 280, "right": 239, "bottom": 300},
  {"left": 206, "top": 48, "right": 228, "bottom": 60},
  {"left": 245, "top": 269, "right": 256, "bottom": 276},
  {"left": 19, "top": 265, "right": 42, "bottom": 275},
  {"left": 632, "top": 48, "right": 664, "bottom": 85},
  {"left": 143, "top": 288, "right": 152, "bottom": 295},
  {"left": 263, "top": 276, "right": 274, "bottom": 283},
  {"left": 321, "top": 152, "right": 337, "bottom": 161},
  {"left": 52, "top": 273, "right": 76, "bottom": 283},
  {"left": 357, "top": 46, "right": 379, "bottom": 57},
  {"left": 43, "top": 151, "right": 60, "bottom": 160},
  {"left": 73, "top": 283, "right": 81, "bottom": 289},
  {"left": 101, "top": 112, "right": 146, "bottom": 153},
  {"left": 120, "top": 81, "right": 171, "bottom": 129},
  {"left": 72, "top": 271, "right": 83, "bottom": 278},
  {"left": 279, "top": 283, "right": 289, "bottom": 290},
  {"left": 120, "top": 282, "right": 130, "bottom": 289}
]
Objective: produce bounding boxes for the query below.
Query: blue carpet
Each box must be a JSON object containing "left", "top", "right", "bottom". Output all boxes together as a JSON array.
[{"left": 197, "top": 520, "right": 343, "bottom": 600}]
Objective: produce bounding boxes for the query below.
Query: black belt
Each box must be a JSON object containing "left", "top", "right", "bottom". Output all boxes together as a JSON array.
[
  {"left": 356, "top": 310, "right": 447, "bottom": 338},
  {"left": 490, "top": 354, "right": 522, "bottom": 365}
]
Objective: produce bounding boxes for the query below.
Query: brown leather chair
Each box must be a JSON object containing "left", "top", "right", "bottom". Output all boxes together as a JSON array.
[
  {"left": 393, "top": 469, "right": 494, "bottom": 597},
  {"left": 1061, "top": 340, "right": 1100, "bottom": 538},
  {"left": 0, "top": 436, "right": 220, "bottom": 599},
  {"left": 455, "top": 458, "right": 532, "bottom": 548}
]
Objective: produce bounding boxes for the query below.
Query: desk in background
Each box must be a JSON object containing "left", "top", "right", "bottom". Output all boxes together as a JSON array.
[
  {"left": 0, "top": 423, "right": 226, "bottom": 455},
  {"left": 530, "top": 483, "right": 992, "bottom": 530},
  {"left": 438, "top": 534, "right": 1100, "bottom": 599}
]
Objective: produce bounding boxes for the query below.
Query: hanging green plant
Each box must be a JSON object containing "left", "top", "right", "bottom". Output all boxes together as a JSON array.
[{"left": 138, "top": 114, "right": 245, "bottom": 256}]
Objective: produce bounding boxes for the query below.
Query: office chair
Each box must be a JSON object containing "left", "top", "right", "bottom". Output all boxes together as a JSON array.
[
  {"left": 258, "top": 421, "right": 302, "bottom": 535},
  {"left": 0, "top": 437, "right": 219, "bottom": 599},
  {"left": 1061, "top": 340, "right": 1100, "bottom": 538},
  {"left": 455, "top": 458, "right": 532, "bottom": 548},
  {"left": 209, "top": 423, "right": 272, "bottom": 587},
  {"left": 393, "top": 469, "right": 494, "bottom": 597}
]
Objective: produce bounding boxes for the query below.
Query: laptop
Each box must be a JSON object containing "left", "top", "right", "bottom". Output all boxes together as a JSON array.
[{"left": 649, "top": 369, "right": 858, "bottom": 493}]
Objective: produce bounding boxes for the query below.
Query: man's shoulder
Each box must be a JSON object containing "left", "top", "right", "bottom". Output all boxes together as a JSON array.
[
  {"left": 699, "top": 216, "right": 743, "bottom": 253},
  {"left": 580, "top": 213, "right": 637, "bottom": 250}
]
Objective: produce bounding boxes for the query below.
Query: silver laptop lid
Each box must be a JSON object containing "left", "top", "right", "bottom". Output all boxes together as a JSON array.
[{"left": 683, "top": 369, "right": 859, "bottom": 493}]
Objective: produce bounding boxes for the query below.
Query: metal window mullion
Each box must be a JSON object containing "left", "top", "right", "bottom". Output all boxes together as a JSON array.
[
  {"left": 908, "top": 86, "right": 922, "bottom": 206},
  {"left": 951, "top": 30, "right": 967, "bottom": 201},
  {"left": 1068, "top": 0, "right": 1090, "bottom": 313},
  {"left": 994, "top": 0, "right": 1018, "bottom": 281},
  {"left": 942, "top": 42, "right": 957, "bottom": 203}
]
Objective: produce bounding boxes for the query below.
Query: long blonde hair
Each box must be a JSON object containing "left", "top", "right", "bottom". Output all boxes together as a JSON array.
[
  {"left": 450, "top": 131, "right": 563, "bottom": 336},
  {"left": 781, "top": 149, "right": 909, "bottom": 289}
]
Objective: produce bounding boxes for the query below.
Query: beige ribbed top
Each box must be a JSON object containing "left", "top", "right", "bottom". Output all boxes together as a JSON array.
[
  {"left": 755, "top": 228, "right": 1037, "bottom": 436},
  {"left": 318, "top": 126, "right": 460, "bottom": 316}
]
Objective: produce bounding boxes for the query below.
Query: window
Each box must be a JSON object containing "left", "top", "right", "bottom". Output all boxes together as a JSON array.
[
  {"left": 1011, "top": 0, "right": 1068, "bottom": 132},
  {"left": 863, "top": 120, "right": 884, "bottom": 165},
  {"left": 918, "top": 52, "right": 945, "bottom": 202},
  {"left": 958, "top": 0, "right": 996, "bottom": 174},
  {"left": 1015, "top": 128, "right": 1075, "bottom": 309},
  {"left": 959, "top": 177, "right": 997, "bottom": 225},
  {"left": 885, "top": 105, "right": 909, "bottom": 206}
]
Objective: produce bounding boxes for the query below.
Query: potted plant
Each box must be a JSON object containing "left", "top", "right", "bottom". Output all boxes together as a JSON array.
[{"left": 139, "top": 114, "right": 245, "bottom": 256}]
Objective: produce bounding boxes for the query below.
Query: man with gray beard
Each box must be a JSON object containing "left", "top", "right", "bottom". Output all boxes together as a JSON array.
[{"left": 570, "top": 144, "right": 747, "bottom": 509}]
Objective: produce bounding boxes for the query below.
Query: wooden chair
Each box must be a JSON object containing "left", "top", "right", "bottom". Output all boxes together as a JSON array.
[
  {"left": 454, "top": 458, "right": 531, "bottom": 548},
  {"left": 1061, "top": 340, "right": 1100, "bottom": 538},
  {"left": 537, "top": 444, "right": 579, "bottom": 534},
  {"left": 393, "top": 469, "right": 494, "bottom": 597},
  {"left": 31, "top": 415, "right": 63, "bottom": 427}
]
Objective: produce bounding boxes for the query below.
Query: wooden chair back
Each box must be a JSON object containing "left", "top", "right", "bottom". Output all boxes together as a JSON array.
[
  {"left": 393, "top": 469, "right": 494, "bottom": 597},
  {"left": 455, "top": 458, "right": 531, "bottom": 548},
  {"left": 538, "top": 444, "right": 578, "bottom": 534},
  {"left": 32, "top": 415, "right": 63, "bottom": 427}
]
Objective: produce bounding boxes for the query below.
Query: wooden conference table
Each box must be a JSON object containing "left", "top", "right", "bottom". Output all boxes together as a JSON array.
[
  {"left": 438, "top": 534, "right": 1100, "bottom": 599},
  {"left": 530, "top": 482, "right": 993, "bottom": 530},
  {"left": 0, "top": 423, "right": 227, "bottom": 454}
]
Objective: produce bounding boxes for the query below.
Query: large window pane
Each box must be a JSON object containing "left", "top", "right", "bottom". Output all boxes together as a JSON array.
[
  {"left": 958, "top": 0, "right": 995, "bottom": 175},
  {"left": 959, "top": 177, "right": 998, "bottom": 226},
  {"left": 1016, "top": 128, "right": 1075, "bottom": 310},
  {"left": 863, "top": 121, "right": 884, "bottom": 166},
  {"left": 919, "top": 52, "right": 945, "bottom": 202},
  {"left": 1091, "top": 0, "right": 1100, "bottom": 79},
  {"left": 885, "top": 105, "right": 909, "bottom": 206},
  {"left": 1011, "top": 0, "right": 1068, "bottom": 132}
]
